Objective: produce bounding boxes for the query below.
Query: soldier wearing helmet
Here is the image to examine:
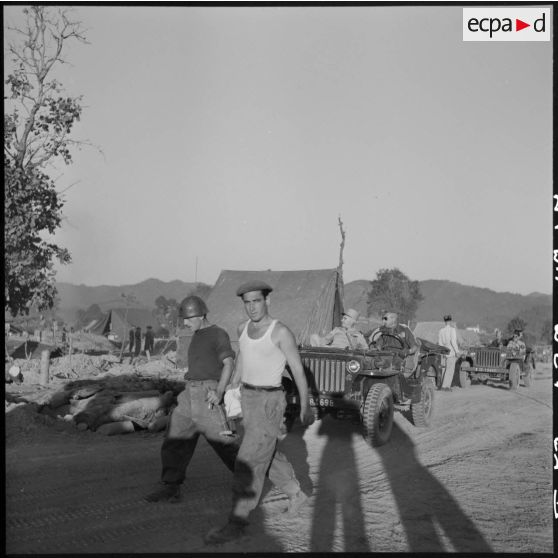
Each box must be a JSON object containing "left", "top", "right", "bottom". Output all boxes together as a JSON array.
[{"left": 145, "top": 295, "right": 239, "bottom": 504}]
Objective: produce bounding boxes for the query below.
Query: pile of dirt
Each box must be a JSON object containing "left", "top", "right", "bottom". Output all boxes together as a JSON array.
[
  {"left": 5, "top": 350, "right": 186, "bottom": 439},
  {"left": 5, "top": 402, "right": 77, "bottom": 441}
]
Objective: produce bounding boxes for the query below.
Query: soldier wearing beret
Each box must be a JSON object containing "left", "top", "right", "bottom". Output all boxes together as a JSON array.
[{"left": 205, "top": 279, "right": 313, "bottom": 544}]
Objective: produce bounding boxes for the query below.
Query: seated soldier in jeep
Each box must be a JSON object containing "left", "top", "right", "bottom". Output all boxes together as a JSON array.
[
  {"left": 369, "top": 311, "right": 420, "bottom": 403},
  {"left": 310, "top": 308, "right": 368, "bottom": 350},
  {"left": 506, "top": 329, "right": 526, "bottom": 351}
]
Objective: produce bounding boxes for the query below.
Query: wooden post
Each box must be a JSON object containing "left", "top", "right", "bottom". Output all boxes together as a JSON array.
[
  {"left": 40, "top": 350, "right": 51, "bottom": 386},
  {"left": 69, "top": 333, "right": 73, "bottom": 367},
  {"left": 337, "top": 215, "right": 346, "bottom": 302}
]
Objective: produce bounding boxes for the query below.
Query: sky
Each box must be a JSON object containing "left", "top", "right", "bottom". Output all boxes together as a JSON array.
[{"left": 3, "top": 4, "right": 553, "bottom": 295}]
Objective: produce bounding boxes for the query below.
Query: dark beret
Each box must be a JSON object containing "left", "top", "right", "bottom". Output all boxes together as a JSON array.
[
  {"left": 443, "top": 314, "right": 452, "bottom": 321},
  {"left": 236, "top": 280, "right": 273, "bottom": 297}
]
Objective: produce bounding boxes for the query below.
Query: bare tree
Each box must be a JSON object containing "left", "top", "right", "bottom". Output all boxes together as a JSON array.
[{"left": 4, "top": 6, "right": 90, "bottom": 316}]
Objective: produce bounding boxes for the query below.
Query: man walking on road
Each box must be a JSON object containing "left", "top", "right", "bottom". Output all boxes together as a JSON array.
[
  {"left": 205, "top": 279, "right": 313, "bottom": 544},
  {"left": 438, "top": 314, "right": 460, "bottom": 392},
  {"left": 144, "top": 295, "right": 239, "bottom": 503}
]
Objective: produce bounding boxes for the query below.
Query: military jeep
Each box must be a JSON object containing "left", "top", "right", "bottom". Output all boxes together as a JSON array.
[
  {"left": 457, "top": 344, "right": 534, "bottom": 390},
  {"left": 282, "top": 335, "right": 448, "bottom": 447}
]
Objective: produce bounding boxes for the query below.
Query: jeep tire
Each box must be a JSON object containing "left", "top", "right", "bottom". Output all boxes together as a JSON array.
[
  {"left": 362, "top": 383, "right": 394, "bottom": 447},
  {"left": 508, "top": 362, "right": 520, "bottom": 390},
  {"left": 411, "top": 380, "right": 435, "bottom": 427},
  {"left": 458, "top": 361, "right": 471, "bottom": 388}
]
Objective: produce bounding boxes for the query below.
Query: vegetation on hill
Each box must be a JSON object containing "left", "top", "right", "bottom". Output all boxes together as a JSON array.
[
  {"left": 345, "top": 279, "right": 551, "bottom": 343},
  {"left": 46, "top": 277, "right": 550, "bottom": 344}
]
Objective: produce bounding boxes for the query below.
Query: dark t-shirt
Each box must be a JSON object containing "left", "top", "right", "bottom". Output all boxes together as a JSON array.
[{"left": 187, "top": 324, "right": 235, "bottom": 381}]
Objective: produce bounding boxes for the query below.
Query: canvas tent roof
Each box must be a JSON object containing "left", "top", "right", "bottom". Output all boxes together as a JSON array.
[
  {"left": 413, "top": 321, "right": 482, "bottom": 348},
  {"left": 204, "top": 269, "right": 343, "bottom": 349},
  {"left": 90, "top": 307, "right": 157, "bottom": 337}
]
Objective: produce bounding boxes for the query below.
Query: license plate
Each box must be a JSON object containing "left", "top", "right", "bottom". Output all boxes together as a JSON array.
[{"left": 309, "top": 396, "right": 336, "bottom": 407}]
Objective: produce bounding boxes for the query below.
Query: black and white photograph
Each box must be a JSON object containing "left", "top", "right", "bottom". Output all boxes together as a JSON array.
[{"left": 4, "top": 2, "right": 554, "bottom": 554}]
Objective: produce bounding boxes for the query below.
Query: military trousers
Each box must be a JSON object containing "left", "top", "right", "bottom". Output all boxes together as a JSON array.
[
  {"left": 441, "top": 355, "right": 458, "bottom": 388},
  {"left": 161, "top": 379, "right": 240, "bottom": 485},
  {"left": 230, "top": 387, "right": 300, "bottom": 524}
]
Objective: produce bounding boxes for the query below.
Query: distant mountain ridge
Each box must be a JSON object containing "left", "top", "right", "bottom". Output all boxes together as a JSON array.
[
  {"left": 55, "top": 278, "right": 202, "bottom": 322},
  {"left": 56, "top": 277, "right": 551, "bottom": 338}
]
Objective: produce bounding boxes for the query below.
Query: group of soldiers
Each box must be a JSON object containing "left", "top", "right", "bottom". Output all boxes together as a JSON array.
[
  {"left": 142, "top": 279, "right": 528, "bottom": 545},
  {"left": 312, "top": 307, "right": 459, "bottom": 391},
  {"left": 128, "top": 325, "right": 155, "bottom": 360},
  {"left": 145, "top": 279, "right": 312, "bottom": 545}
]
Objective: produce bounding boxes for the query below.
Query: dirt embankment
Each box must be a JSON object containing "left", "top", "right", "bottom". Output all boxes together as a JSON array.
[{"left": 5, "top": 362, "right": 553, "bottom": 554}]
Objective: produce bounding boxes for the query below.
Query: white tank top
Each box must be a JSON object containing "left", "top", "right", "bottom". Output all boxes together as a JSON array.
[{"left": 239, "top": 319, "right": 286, "bottom": 387}]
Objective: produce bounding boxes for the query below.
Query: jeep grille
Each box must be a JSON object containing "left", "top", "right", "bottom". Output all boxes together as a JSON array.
[
  {"left": 302, "top": 357, "right": 346, "bottom": 392},
  {"left": 475, "top": 349, "right": 501, "bottom": 368}
]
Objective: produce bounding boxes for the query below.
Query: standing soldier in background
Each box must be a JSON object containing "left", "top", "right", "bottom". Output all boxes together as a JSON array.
[
  {"left": 205, "top": 280, "right": 313, "bottom": 544},
  {"left": 144, "top": 295, "right": 239, "bottom": 503},
  {"left": 134, "top": 326, "right": 142, "bottom": 359},
  {"left": 144, "top": 325, "right": 155, "bottom": 360},
  {"left": 438, "top": 314, "right": 460, "bottom": 392},
  {"left": 128, "top": 327, "right": 135, "bottom": 358}
]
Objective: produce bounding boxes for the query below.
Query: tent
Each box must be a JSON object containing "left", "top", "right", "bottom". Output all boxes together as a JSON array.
[
  {"left": 90, "top": 307, "right": 157, "bottom": 340},
  {"left": 204, "top": 268, "right": 344, "bottom": 349},
  {"left": 413, "top": 321, "right": 482, "bottom": 348}
]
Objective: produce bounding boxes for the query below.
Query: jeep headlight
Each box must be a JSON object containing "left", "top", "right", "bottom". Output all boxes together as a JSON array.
[
  {"left": 469, "top": 352, "right": 476, "bottom": 357},
  {"left": 500, "top": 353, "right": 507, "bottom": 358},
  {"left": 346, "top": 360, "right": 361, "bottom": 374}
]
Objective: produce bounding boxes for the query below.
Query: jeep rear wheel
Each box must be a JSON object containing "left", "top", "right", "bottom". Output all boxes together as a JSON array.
[
  {"left": 523, "top": 362, "right": 532, "bottom": 387},
  {"left": 509, "top": 362, "right": 520, "bottom": 390},
  {"left": 411, "top": 381, "right": 435, "bottom": 427},
  {"left": 458, "top": 361, "right": 471, "bottom": 388},
  {"left": 362, "top": 383, "right": 394, "bottom": 447}
]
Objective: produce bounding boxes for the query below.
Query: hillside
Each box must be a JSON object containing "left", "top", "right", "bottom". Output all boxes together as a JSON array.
[
  {"left": 54, "top": 277, "right": 551, "bottom": 340},
  {"left": 55, "top": 278, "right": 203, "bottom": 324},
  {"left": 344, "top": 279, "right": 551, "bottom": 337}
]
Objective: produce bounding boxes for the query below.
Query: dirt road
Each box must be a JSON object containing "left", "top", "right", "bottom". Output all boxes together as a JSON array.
[{"left": 5, "top": 364, "right": 553, "bottom": 553}]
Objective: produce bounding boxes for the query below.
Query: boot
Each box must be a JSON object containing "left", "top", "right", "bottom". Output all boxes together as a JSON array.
[
  {"left": 144, "top": 483, "right": 181, "bottom": 503},
  {"left": 205, "top": 520, "right": 246, "bottom": 544}
]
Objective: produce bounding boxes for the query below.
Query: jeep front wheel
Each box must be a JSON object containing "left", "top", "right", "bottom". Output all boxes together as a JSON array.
[
  {"left": 458, "top": 361, "right": 471, "bottom": 388},
  {"left": 411, "top": 381, "right": 435, "bottom": 427},
  {"left": 362, "top": 383, "right": 394, "bottom": 447},
  {"left": 508, "top": 362, "right": 520, "bottom": 390}
]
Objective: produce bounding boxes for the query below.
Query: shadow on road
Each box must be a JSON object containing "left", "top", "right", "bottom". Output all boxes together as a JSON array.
[
  {"left": 377, "top": 422, "right": 492, "bottom": 553},
  {"left": 309, "top": 415, "right": 370, "bottom": 552}
]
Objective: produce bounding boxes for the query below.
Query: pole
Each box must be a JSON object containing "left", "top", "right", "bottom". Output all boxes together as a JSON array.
[{"left": 40, "top": 350, "right": 50, "bottom": 386}]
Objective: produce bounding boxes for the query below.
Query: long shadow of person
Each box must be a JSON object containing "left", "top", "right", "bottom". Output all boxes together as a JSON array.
[
  {"left": 309, "top": 415, "right": 371, "bottom": 552},
  {"left": 378, "top": 422, "right": 492, "bottom": 553}
]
